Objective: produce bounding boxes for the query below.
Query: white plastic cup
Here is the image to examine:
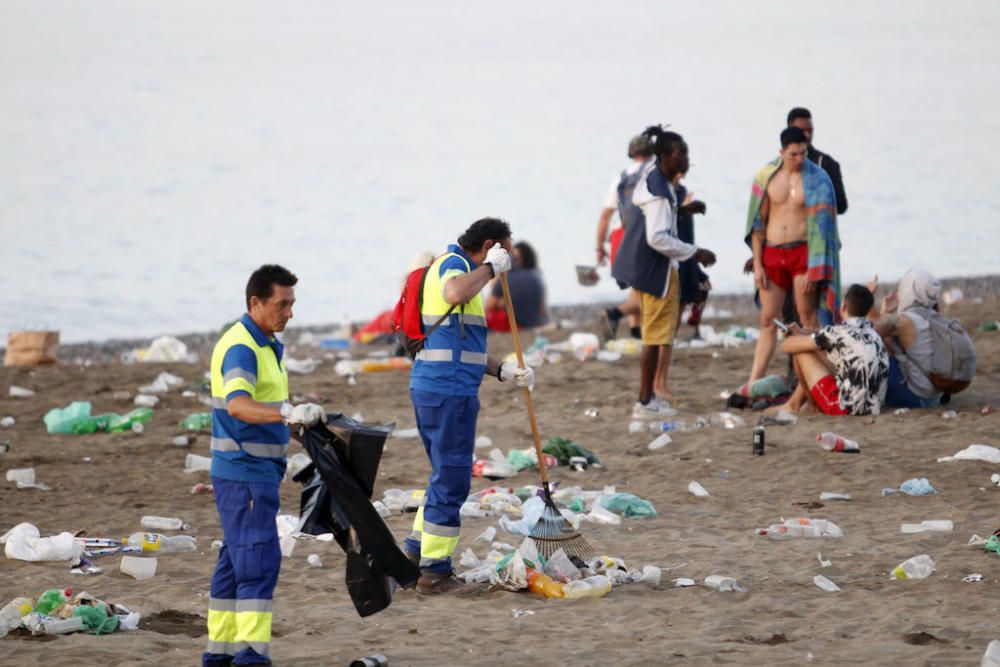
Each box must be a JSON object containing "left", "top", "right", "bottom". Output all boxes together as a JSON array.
[
  {"left": 184, "top": 454, "right": 212, "bottom": 473},
  {"left": 134, "top": 395, "right": 159, "bottom": 407},
  {"left": 6, "top": 468, "right": 35, "bottom": 485},
  {"left": 688, "top": 481, "right": 710, "bottom": 497},
  {"left": 120, "top": 556, "right": 158, "bottom": 580}
]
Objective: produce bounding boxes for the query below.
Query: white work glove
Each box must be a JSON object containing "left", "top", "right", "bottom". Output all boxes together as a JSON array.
[
  {"left": 499, "top": 361, "right": 535, "bottom": 388},
  {"left": 280, "top": 402, "right": 326, "bottom": 427},
  {"left": 485, "top": 245, "right": 512, "bottom": 275}
]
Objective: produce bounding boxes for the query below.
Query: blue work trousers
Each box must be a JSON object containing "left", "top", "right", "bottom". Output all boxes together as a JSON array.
[{"left": 404, "top": 390, "right": 479, "bottom": 574}]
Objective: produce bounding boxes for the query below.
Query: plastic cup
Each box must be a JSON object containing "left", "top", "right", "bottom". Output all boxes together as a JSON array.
[
  {"left": 120, "top": 556, "right": 157, "bottom": 580},
  {"left": 6, "top": 468, "right": 35, "bottom": 485}
]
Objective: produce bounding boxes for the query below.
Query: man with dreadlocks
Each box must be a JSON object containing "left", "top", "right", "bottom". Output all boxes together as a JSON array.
[{"left": 612, "top": 125, "right": 716, "bottom": 417}]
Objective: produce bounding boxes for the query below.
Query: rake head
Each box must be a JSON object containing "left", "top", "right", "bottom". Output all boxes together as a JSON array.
[{"left": 528, "top": 487, "right": 594, "bottom": 560}]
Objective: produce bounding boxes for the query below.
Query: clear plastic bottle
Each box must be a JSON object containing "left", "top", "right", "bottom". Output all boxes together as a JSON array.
[
  {"left": 472, "top": 459, "right": 516, "bottom": 479},
  {"left": 140, "top": 516, "right": 186, "bottom": 530},
  {"left": 562, "top": 575, "right": 611, "bottom": 600},
  {"left": 816, "top": 432, "right": 860, "bottom": 453},
  {"left": 125, "top": 532, "right": 197, "bottom": 554},
  {"left": 648, "top": 420, "right": 687, "bottom": 433},
  {"left": 890, "top": 554, "right": 935, "bottom": 580}
]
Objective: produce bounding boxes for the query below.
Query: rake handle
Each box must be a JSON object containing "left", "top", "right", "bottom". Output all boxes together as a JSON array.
[{"left": 499, "top": 273, "right": 550, "bottom": 486}]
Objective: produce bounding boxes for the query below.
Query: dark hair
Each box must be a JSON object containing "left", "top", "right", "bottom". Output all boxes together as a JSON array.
[
  {"left": 513, "top": 241, "right": 538, "bottom": 270},
  {"left": 642, "top": 125, "right": 684, "bottom": 158},
  {"left": 843, "top": 284, "right": 874, "bottom": 317},
  {"left": 457, "top": 217, "right": 512, "bottom": 252},
  {"left": 246, "top": 264, "right": 298, "bottom": 310},
  {"left": 787, "top": 107, "right": 812, "bottom": 124},
  {"left": 628, "top": 135, "right": 651, "bottom": 159},
  {"left": 780, "top": 127, "right": 808, "bottom": 148}
]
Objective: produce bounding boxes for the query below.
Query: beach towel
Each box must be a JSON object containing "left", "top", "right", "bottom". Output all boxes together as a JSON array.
[{"left": 744, "top": 158, "right": 841, "bottom": 323}]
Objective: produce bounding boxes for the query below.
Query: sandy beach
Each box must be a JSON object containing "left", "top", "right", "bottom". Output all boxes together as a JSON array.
[{"left": 1, "top": 293, "right": 998, "bottom": 666}]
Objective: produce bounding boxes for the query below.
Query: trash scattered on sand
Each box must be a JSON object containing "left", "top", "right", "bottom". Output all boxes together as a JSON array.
[
  {"left": 703, "top": 575, "right": 747, "bottom": 592},
  {"left": 962, "top": 573, "right": 983, "bottom": 583},
  {"left": 307, "top": 554, "right": 323, "bottom": 568},
  {"left": 687, "top": 481, "right": 710, "bottom": 497},
  {"left": 2, "top": 523, "right": 84, "bottom": 562},
  {"left": 890, "top": 554, "right": 934, "bottom": 580},
  {"left": 900, "top": 520, "right": 953, "bottom": 534},
  {"left": 0, "top": 416, "right": 14, "bottom": 428},
  {"left": 937, "top": 444, "right": 1000, "bottom": 464},
  {"left": 6, "top": 468, "right": 51, "bottom": 491},
  {"left": 757, "top": 518, "right": 843, "bottom": 539},
  {"left": 819, "top": 492, "right": 852, "bottom": 501},
  {"left": 120, "top": 555, "right": 157, "bottom": 580},
  {"left": 813, "top": 574, "right": 841, "bottom": 592},
  {"left": 899, "top": 478, "right": 937, "bottom": 496},
  {"left": 123, "top": 335, "right": 197, "bottom": 364},
  {"left": 9, "top": 386, "right": 35, "bottom": 398}
]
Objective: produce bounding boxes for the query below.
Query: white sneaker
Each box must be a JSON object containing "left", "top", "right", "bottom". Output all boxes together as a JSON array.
[
  {"left": 632, "top": 401, "right": 664, "bottom": 419},
  {"left": 651, "top": 396, "right": 678, "bottom": 417}
]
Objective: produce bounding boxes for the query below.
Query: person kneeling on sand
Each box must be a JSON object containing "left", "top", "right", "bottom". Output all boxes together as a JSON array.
[{"left": 779, "top": 284, "right": 888, "bottom": 415}]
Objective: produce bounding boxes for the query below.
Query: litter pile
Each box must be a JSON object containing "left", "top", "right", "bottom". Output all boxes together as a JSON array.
[{"left": 0, "top": 588, "right": 140, "bottom": 637}]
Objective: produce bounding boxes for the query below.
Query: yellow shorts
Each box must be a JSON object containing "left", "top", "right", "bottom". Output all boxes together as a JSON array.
[{"left": 639, "top": 269, "right": 680, "bottom": 346}]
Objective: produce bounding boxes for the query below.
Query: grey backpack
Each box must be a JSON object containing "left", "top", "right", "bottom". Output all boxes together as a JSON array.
[{"left": 906, "top": 307, "right": 976, "bottom": 394}]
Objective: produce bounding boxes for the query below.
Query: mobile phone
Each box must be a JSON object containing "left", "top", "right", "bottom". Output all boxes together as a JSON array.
[{"left": 772, "top": 318, "right": 790, "bottom": 333}]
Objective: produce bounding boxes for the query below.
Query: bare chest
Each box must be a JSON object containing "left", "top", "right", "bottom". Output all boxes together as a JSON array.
[{"left": 766, "top": 171, "right": 805, "bottom": 207}]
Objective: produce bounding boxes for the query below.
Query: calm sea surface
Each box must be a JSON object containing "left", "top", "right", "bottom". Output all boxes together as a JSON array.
[{"left": 2, "top": 1, "right": 997, "bottom": 341}]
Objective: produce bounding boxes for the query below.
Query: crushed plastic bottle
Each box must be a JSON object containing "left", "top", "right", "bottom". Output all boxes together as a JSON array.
[
  {"left": 816, "top": 432, "right": 860, "bottom": 453},
  {"left": 179, "top": 413, "right": 212, "bottom": 431},
  {"left": 890, "top": 554, "right": 935, "bottom": 580},
  {"left": 710, "top": 412, "right": 746, "bottom": 429},
  {"left": 648, "top": 419, "right": 686, "bottom": 433},
  {"left": 527, "top": 569, "right": 565, "bottom": 598},
  {"left": 703, "top": 575, "right": 747, "bottom": 592},
  {"left": 140, "top": 516, "right": 188, "bottom": 531},
  {"left": 472, "top": 459, "right": 516, "bottom": 480}
]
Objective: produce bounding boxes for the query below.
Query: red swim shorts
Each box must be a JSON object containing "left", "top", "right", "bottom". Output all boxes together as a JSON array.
[
  {"left": 762, "top": 242, "right": 808, "bottom": 292},
  {"left": 811, "top": 374, "right": 848, "bottom": 416}
]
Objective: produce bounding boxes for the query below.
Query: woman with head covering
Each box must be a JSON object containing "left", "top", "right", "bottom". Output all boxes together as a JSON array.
[{"left": 872, "top": 268, "right": 944, "bottom": 408}]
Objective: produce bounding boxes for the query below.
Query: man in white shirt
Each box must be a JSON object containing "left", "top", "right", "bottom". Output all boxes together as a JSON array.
[
  {"left": 597, "top": 135, "right": 651, "bottom": 340},
  {"left": 612, "top": 126, "right": 716, "bottom": 417}
]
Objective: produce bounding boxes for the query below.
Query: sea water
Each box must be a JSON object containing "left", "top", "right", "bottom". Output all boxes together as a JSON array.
[{"left": 1, "top": 1, "right": 997, "bottom": 341}]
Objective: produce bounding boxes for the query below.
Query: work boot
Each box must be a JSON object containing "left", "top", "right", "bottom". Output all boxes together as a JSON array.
[{"left": 415, "top": 571, "right": 485, "bottom": 596}]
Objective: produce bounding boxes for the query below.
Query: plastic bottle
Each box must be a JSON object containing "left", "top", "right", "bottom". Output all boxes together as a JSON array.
[
  {"left": 350, "top": 655, "right": 389, "bottom": 667},
  {"left": 648, "top": 420, "right": 687, "bottom": 433},
  {"left": 0, "top": 599, "right": 29, "bottom": 636},
  {"left": 107, "top": 408, "right": 153, "bottom": 433},
  {"left": 900, "top": 520, "right": 953, "bottom": 534},
  {"left": 816, "top": 432, "right": 860, "bottom": 453},
  {"left": 890, "top": 554, "right": 935, "bottom": 580},
  {"left": 179, "top": 413, "right": 213, "bottom": 431},
  {"left": 34, "top": 588, "right": 70, "bottom": 615},
  {"left": 472, "top": 459, "right": 516, "bottom": 479},
  {"left": 562, "top": 574, "right": 611, "bottom": 599},
  {"left": 124, "top": 532, "right": 197, "bottom": 554},
  {"left": 133, "top": 395, "right": 159, "bottom": 408},
  {"left": 526, "top": 569, "right": 565, "bottom": 598},
  {"left": 141, "top": 516, "right": 186, "bottom": 531}
]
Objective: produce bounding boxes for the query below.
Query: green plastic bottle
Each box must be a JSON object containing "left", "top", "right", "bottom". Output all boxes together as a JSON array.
[
  {"left": 179, "top": 413, "right": 213, "bottom": 431},
  {"left": 34, "top": 588, "right": 70, "bottom": 615},
  {"left": 107, "top": 408, "right": 153, "bottom": 433}
]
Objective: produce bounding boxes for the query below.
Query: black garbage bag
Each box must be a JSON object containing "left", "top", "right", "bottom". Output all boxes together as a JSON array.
[{"left": 295, "top": 413, "right": 419, "bottom": 617}]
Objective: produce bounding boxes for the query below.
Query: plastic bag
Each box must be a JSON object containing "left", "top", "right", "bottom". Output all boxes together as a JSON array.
[
  {"left": 599, "top": 492, "right": 658, "bottom": 518},
  {"left": 74, "top": 603, "right": 119, "bottom": 635},
  {"left": 542, "top": 437, "right": 600, "bottom": 466},
  {"left": 43, "top": 401, "right": 92, "bottom": 434},
  {"left": 493, "top": 550, "right": 528, "bottom": 591},
  {"left": 2, "top": 522, "right": 85, "bottom": 561},
  {"left": 542, "top": 548, "right": 581, "bottom": 583},
  {"left": 498, "top": 497, "right": 544, "bottom": 536}
]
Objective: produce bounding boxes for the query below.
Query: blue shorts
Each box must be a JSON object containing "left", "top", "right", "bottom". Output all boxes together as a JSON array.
[{"left": 885, "top": 357, "right": 940, "bottom": 409}]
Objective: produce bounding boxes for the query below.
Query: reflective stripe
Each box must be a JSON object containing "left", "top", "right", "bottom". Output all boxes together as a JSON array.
[
  {"left": 235, "top": 599, "right": 273, "bottom": 613},
  {"left": 408, "top": 530, "right": 422, "bottom": 542},
  {"left": 459, "top": 351, "right": 487, "bottom": 365},
  {"left": 422, "top": 314, "right": 451, "bottom": 327},
  {"left": 208, "top": 598, "right": 236, "bottom": 612},
  {"left": 245, "top": 641, "right": 270, "bottom": 656},
  {"left": 243, "top": 442, "right": 289, "bottom": 458},
  {"left": 411, "top": 506, "right": 424, "bottom": 534},
  {"left": 415, "top": 349, "right": 453, "bottom": 362},
  {"left": 205, "top": 639, "right": 237, "bottom": 655},
  {"left": 261, "top": 401, "right": 285, "bottom": 408},
  {"left": 462, "top": 314, "right": 487, "bottom": 327},
  {"left": 223, "top": 367, "right": 257, "bottom": 386},
  {"left": 211, "top": 397, "right": 228, "bottom": 409},
  {"left": 422, "top": 521, "right": 461, "bottom": 538},
  {"left": 211, "top": 437, "right": 240, "bottom": 452}
]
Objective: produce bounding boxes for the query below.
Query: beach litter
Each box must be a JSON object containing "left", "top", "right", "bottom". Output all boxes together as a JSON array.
[
  {"left": 6, "top": 467, "right": 51, "bottom": 491},
  {"left": 0, "top": 416, "right": 14, "bottom": 428},
  {"left": 123, "top": 335, "right": 197, "bottom": 363},
  {"left": 44, "top": 402, "right": 152, "bottom": 434},
  {"left": 391, "top": 427, "right": 419, "bottom": 439},
  {"left": 9, "top": 386, "right": 35, "bottom": 398},
  {"left": 900, "top": 520, "right": 953, "bottom": 533},
  {"left": 937, "top": 444, "right": 1000, "bottom": 464},
  {"left": 599, "top": 492, "right": 657, "bottom": 518},
  {"left": 139, "top": 371, "right": 183, "bottom": 394},
  {"left": 688, "top": 481, "right": 710, "bottom": 497},
  {"left": 819, "top": 492, "right": 852, "bottom": 501},
  {"left": 134, "top": 394, "right": 159, "bottom": 407},
  {"left": 648, "top": 433, "right": 672, "bottom": 450},
  {"left": 941, "top": 410, "right": 958, "bottom": 419},
  {"left": 120, "top": 555, "right": 157, "bottom": 580},
  {"left": 817, "top": 432, "right": 860, "bottom": 453},
  {"left": 2, "top": 523, "right": 84, "bottom": 562},
  {"left": 703, "top": 575, "right": 747, "bottom": 592},
  {"left": 179, "top": 412, "right": 212, "bottom": 431},
  {"left": 1, "top": 589, "right": 140, "bottom": 637},
  {"left": 813, "top": 574, "right": 841, "bottom": 592},
  {"left": 542, "top": 437, "right": 601, "bottom": 467},
  {"left": 899, "top": 478, "right": 937, "bottom": 496},
  {"left": 285, "top": 357, "right": 321, "bottom": 374},
  {"left": 890, "top": 554, "right": 935, "bottom": 580},
  {"left": 984, "top": 640, "right": 1000, "bottom": 667},
  {"left": 962, "top": 573, "right": 983, "bottom": 583},
  {"left": 756, "top": 517, "right": 843, "bottom": 539},
  {"left": 184, "top": 454, "right": 212, "bottom": 473}
]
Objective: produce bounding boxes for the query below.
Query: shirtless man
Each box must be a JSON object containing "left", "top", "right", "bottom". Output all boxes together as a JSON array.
[{"left": 748, "top": 127, "right": 820, "bottom": 383}]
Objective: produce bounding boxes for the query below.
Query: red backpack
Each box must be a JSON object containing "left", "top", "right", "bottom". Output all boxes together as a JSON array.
[{"left": 391, "top": 263, "right": 457, "bottom": 359}]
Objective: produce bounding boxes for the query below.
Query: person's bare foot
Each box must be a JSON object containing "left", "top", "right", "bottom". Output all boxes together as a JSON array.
[{"left": 763, "top": 403, "right": 790, "bottom": 417}]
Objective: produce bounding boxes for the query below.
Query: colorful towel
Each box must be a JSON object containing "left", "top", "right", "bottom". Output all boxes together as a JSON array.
[{"left": 744, "top": 158, "right": 841, "bottom": 323}]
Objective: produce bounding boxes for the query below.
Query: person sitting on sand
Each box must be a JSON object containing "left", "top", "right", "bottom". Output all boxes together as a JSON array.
[
  {"left": 744, "top": 127, "right": 841, "bottom": 390},
  {"left": 870, "top": 268, "right": 946, "bottom": 408},
  {"left": 485, "top": 241, "right": 550, "bottom": 332},
  {"left": 779, "top": 284, "right": 888, "bottom": 415}
]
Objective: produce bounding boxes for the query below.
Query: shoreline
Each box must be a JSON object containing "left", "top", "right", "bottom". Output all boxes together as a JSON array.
[{"left": 13, "top": 273, "right": 1000, "bottom": 364}]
